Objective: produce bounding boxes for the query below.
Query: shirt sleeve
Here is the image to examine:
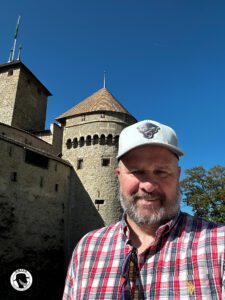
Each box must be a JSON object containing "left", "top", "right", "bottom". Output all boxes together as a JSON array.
[
  {"left": 222, "top": 246, "right": 225, "bottom": 298},
  {"left": 62, "top": 253, "right": 76, "bottom": 300}
]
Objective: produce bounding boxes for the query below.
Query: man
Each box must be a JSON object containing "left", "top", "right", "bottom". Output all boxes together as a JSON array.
[{"left": 63, "top": 120, "right": 225, "bottom": 299}]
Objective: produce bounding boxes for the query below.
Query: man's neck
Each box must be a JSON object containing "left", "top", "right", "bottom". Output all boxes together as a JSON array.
[{"left": 126, "top": 216, "right": 159, "bottom": 254}]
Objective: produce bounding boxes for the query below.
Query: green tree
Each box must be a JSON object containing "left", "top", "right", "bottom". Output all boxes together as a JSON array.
[{"left": 180, "top": 166, "right": 225, "bottom": 222}]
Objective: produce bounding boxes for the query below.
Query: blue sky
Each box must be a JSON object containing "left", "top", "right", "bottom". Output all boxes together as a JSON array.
[{"left": 1, "top": 0, "right": 225, "bottom": 213}]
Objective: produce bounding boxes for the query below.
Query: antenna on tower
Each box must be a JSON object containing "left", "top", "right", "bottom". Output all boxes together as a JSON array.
[
  {"left": 9, "top": 16, "right": 21, "bottom": 62},
  {"left": 103, "top": 71, "right": 106, "bottom": 88},
  {"left": 17, "top": 45, "right": 22, "bottom": 60},
  {"left": 8, "top": 49, "right": 13, "bottom": 62}
]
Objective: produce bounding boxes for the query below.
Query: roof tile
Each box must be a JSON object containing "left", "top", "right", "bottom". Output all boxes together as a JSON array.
[{"left": 56, "top": 88, "right": 133, "bottom": 120}]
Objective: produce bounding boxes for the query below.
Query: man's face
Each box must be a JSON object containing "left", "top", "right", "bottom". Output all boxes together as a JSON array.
[{"left": 116, "top": 146, "right": 181, "bottom": 227}]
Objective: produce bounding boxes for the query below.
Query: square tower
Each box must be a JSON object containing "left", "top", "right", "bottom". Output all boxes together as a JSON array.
[{"left": 0, "top": 61, "right": 51, "bottom": 131}]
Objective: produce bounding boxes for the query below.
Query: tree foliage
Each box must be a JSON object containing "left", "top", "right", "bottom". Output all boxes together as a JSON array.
[{"left": 180, "top": 166, "right": 225, "bottom": 222}]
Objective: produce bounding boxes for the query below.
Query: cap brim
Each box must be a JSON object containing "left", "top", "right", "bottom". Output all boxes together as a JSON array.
[{"left": 117, "top": 142, "right": 184, "bottom": 160}]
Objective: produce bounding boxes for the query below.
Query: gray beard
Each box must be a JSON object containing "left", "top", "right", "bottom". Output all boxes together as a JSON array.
[{"left": 119, "top": 189, "right": 181, "bottom": 226}]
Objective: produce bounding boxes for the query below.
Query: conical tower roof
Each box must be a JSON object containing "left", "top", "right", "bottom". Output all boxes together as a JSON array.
[{"left": 56, "top": 87, "right": 135, "bottom": 122}]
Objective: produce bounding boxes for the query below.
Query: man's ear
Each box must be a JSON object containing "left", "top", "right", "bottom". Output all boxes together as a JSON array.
[
  {"left": 115, "top": 167, "right": 120, "bottom": 177},
  {"left": 178, "top": 166, "right": 181, "bottom": 178}
]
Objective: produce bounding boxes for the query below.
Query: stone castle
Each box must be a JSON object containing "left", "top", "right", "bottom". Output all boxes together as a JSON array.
[{"left": 0, "top": 59, "right": 136, "bottom": 299}]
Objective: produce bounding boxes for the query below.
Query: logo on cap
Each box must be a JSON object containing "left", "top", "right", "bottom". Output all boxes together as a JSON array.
[{"left": 137, "top": 122, "right": 160, "bottom": 139}]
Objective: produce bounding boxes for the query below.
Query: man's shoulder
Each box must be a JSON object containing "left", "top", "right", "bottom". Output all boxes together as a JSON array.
[
  {"left": 181, "top": 212, "right": 225, "bottom": 233},
  {"left": 76, "top": 221, "right": 122, "bottom": 250},
  {"left": 84, "top": 221, "right": 121, "bottom": 238}
]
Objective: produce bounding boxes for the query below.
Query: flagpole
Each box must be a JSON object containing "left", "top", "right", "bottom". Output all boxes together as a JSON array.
[{"left": 11, "top": 16, "right": 21, "bottom": 61}]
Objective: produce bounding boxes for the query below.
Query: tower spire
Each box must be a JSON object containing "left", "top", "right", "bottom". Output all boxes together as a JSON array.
[{"left": 103, "top": 71, "right": 106, "bottom": 88}]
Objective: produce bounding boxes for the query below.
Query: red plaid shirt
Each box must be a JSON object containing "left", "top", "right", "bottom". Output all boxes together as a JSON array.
[{"left": 63, "top": 212, "right": 225, "bottom": 299}]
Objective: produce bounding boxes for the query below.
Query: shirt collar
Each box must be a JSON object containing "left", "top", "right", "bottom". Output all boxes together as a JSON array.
[
  {"left": 155, "top": 210, "right": 181, "bottom": 237},
  {"left": 121, "top": 211, "right": 182, "bottom": 244}
]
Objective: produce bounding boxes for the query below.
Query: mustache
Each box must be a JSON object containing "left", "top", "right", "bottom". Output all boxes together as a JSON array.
[{"left": 131, "top": 191, "right": 166, "bottom": 202}]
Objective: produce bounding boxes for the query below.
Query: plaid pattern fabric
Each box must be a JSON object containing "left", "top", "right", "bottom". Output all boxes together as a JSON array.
[
  {"left": 63, "top": 212, "right": 225, "bottom": 299},
  {"left": 121, "top": 247, "right": 143, "bottom": 299}
]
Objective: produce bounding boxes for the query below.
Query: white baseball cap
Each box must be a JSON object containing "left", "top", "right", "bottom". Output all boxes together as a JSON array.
[{"left": 117, "top": 120, "right": 184, "bottom": 159}]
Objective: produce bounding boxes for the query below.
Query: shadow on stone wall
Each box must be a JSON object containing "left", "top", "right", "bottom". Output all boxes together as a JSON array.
[
  {"left": 0, "top": 249, "right": 64, "bottom": 300},
  {"left": 0, "top": 194, "right": 65, "bottom": 299},
  {"left": 0, "top": 184, "right": 66, "bottom": 299},
  {"left": 65, "top": 170, "right": 105, "bottom": 262},
  {"left": 0, "top": 170, "right": 106, "bottom": 300}
]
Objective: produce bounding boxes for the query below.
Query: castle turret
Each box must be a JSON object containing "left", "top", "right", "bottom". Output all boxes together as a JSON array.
[
  {"left": 56, "top": 87, "right": 136, "bottom": 227},
  {"left": 0, "top": 61, "right": 51, "bottom": 131}
]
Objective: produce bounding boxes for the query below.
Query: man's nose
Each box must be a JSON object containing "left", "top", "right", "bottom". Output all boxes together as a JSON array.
[{"left": 139, "top": 178, "right": 158, "bottom": 193}]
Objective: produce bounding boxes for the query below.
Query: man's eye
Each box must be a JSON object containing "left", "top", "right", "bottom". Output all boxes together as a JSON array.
[
  {"left": 156, "top": 170, "right": 169, "bottom": 177},
  {"left": 130, "top": 170, "right": 144, "bottom": 175}
]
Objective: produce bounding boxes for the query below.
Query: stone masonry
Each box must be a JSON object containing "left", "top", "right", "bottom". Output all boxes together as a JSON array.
[
  {"left": 0, "top": 61, "right": 51, "bottom": 132},
  {"left": 0, "top": 60, "right": 137, "bottom": 299}
]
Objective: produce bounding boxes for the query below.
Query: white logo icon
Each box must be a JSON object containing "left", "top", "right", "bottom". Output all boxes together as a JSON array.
[{"left": 10, "top": 269, "right": 33, "bottom": 291}]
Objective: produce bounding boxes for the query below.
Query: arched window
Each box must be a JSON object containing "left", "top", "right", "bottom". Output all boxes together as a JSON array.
[
  {"left": 66, "top": 139, "right": 72, "bottom": 149},
  {"left": 100, "top": 134, "right": 106, "bottom": 145},
  {"left": 114, "top": 135, "right": 119, "bottom": 146},
  {"left": 93, "top": 135, "right": 99, "bottom": 145},
  {"left": 79, "top": 137, "right": 85, "bottom": 147},
  {"left": 86, "top": 135, "right": 92, "bottom": 146},
  {"left": 107, "top": 134, "right": 113, "bottom": 145},
  {"left": 73, "top": 138, "right": 78, "bottom": 148}
]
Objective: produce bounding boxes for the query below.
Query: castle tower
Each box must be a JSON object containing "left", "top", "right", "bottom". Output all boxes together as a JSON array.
[
  {"left": 0, "top": 61, "right": 51, "bottom": 131},
  {"left": 56, "top": 87, "right": 137, "bottom": 227}
]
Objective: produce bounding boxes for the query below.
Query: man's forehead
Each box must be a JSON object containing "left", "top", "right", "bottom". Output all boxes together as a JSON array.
[{"left": 122, "top": 156, "right": 176, "bottom": 167}]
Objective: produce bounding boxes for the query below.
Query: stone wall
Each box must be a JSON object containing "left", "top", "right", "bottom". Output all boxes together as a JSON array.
[
  {"left": 0, "top": 63, "right": 49, "bottom": 132},
  {"left": 35, "top": 129, "right": 52, "bottom": 144},
  {"left": 12, "top": 67, "right": 48, "bottom": 131},
  {"left": 65, "top": 110, "right": 135, "bottom": 127},
  {"left": 0, "top": 135, "right": 71, "bottom": 299},
  {"left": 35, "top": 123, "right": 63, "bottom": 155},
  {"left": 62, "top": 111, "right": 136, "bottom": 229},
  {"left": 0, "top": 122, "right": 57, "bottom": 154},
  {"left": 0, "top": 67, "right": 19, "bottom": 126},
  {"left": 0, "top": 60, "right": 138, "bottom": 298},
  {"left": 51, "top": 123, "right": 63, "bottom": 154},
  {"left": 65, "top": 169, "right": 105, "bottom": 259}
]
